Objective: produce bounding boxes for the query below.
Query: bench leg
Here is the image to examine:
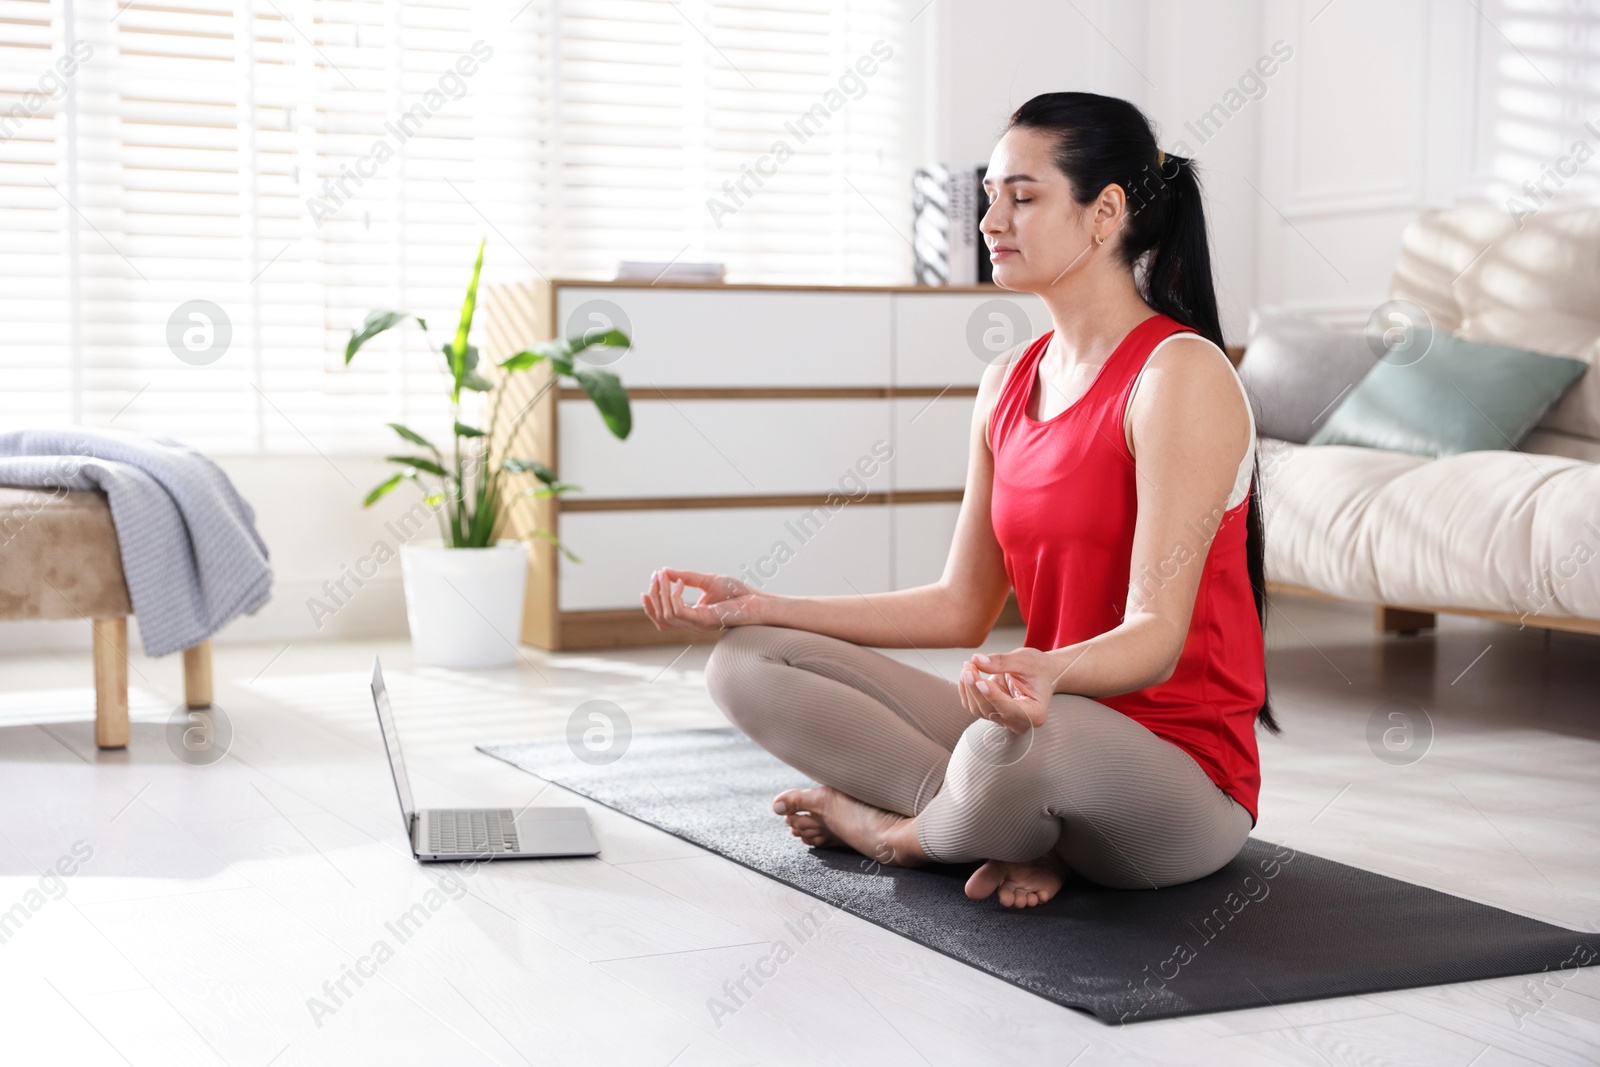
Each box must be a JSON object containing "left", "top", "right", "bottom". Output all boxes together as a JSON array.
[
  {"left": 183, "top": 640, "right": 213, "bottom": 709},
  {"left": 92, "top": 617, "right": 129, "bottom": 749},
  {"left": 1376, "top": 605, "right": 1436, "bottom": 636}
]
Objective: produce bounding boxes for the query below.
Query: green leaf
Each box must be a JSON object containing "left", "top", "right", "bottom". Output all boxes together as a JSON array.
[
  {"left": 448, "top": 240, "right": 487, "bottom": 401},
  {"left": 386, "top": 454, "right": 449, "bottom": 478},
  {"left": 501, "top": 458, "right": 559, "bottom": 484},
  {"left": 497, "top": 329, "right": 628, "bottom": 378},
  {"left": 526, "top": 329, "right": 630, "bottom": 366},
  {"left": 568, "top": 327, "right": 630, "bottom": 358},
  {"left": 346, "top": 310, "right": 425, "bottom": 364},
  {"left": 497, "top": 348, "right": 549, "bottom": 372},
  {"left": 387, "top": 422, "right": 440, "bottom": 455},
  {"left": 362, "top": 472, "right": 406, "bottom": 507},
  {"left": 477, "top": 491, "right": 502, "bottom": 547},
  {"left": 571, "top": 363, "right": 632, "bottom": 439},
  {"left": 530, "top": 527, "right": 580, "bottom": 563},
  {"left": 526, "top": 482, "right": 580, "bottom": 498},
  {"left": 441, "top": 343, "right": 494, "bottom": 395},
  {"left": 453, "top": 421, "right": 484, "bottom": 438}
]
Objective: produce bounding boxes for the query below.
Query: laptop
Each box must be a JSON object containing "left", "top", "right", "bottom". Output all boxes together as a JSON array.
[{"left": 369, "top": 658, "right": 602, "bottom": 862}]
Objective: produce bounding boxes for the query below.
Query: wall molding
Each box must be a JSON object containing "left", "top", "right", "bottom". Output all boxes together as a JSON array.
[{"left": 1278, "top": 0, "right": 1431, "bottom": 220}]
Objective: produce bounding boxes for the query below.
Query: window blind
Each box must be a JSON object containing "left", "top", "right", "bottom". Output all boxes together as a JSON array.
[{"left": 0, "top": 0, "right": 911, "bottom": 454}]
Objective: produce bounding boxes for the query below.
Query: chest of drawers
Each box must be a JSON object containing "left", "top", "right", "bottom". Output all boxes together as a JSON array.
[{"left": 480, "top": 279, "right": 1048, "bottom": 649}]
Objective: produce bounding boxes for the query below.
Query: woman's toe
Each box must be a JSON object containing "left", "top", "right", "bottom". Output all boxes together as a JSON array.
[
  {"left": 773, "top": 789, "right": 805, "bottom": 815},
  {"left": 774, "top": 785, "right": 830, "bottom": 816},
  {"left": 964, "top": 860, "right": 1009, "bottom": 901}
]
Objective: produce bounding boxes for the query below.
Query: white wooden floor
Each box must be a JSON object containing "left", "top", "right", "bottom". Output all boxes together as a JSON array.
[{"left": 0, "top": 594, "right": 1596, "bottom": 1066}]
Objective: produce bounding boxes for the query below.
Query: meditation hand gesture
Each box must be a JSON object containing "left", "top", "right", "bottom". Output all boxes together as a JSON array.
[
  {"left": 958, "top": 648, "right": 1059, "bottom": 734},
  {"left": 641, "top": 568, "right": 764, "bottom": 633}
]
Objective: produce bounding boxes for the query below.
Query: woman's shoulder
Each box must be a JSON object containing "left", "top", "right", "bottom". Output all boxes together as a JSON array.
[
  {"left": 1140, "top": 330, "right": 1244, "bottom": 397},
  {"left": 1127, "top": 329, "right": 1253, "bottom": 459}
]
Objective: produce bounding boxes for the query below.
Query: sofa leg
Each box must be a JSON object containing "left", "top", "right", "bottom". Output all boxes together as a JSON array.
[
  {"left": 1376, "top": 605, "right": 1435, "bottom": 636},
  {"left": 183, "top": 641, "right": 213, "bottom": 709},
  {"left": 92, "top": 617, "right": 130, "bottom": 749}
]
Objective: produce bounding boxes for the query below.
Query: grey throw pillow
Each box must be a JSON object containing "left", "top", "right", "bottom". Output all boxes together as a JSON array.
[
  {"left": 1307, "top": 332, "right": 1589, "bottom": 457},
  {"left": 1237, "top": 310, "right": 1377, "bottom": 444}
]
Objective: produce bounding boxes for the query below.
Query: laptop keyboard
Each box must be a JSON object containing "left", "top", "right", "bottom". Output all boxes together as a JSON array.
[{"left": 427, "top": 809, "right": 520, "bottom": 854}]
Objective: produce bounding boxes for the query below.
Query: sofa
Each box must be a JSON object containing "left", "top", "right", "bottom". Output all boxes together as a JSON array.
[{"left": 1254, "top": 206, "right": 1600, "bottom": 636}]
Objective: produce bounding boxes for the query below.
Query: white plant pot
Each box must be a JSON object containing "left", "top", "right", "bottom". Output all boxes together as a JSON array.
[{"left": 399, "top": 540, "right": 529, "bottom": 669}]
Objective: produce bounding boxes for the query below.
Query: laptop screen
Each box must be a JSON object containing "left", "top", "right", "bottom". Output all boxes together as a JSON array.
[{"left": 369, "top": 658, "right": 416, "bottom": 833}]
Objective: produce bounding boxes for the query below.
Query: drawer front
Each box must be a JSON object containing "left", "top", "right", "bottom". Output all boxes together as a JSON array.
[
  {"left": 893, "top": 291, "right": 1050, "bottom": 387},
  {"left": 558, "top": 398, "right": 893, "bottom": 498},
  {"left": 558, "top": 505, "right": 891, "bottom": 611},
  {"left": 892, "top": 502, "right": 960, "bottom": 590},
  {"left": 891, "top": 396, "right": 971, "bottom": 491},
  {"left": 555, "top": 287, "right": 892, "bottom": 387}
]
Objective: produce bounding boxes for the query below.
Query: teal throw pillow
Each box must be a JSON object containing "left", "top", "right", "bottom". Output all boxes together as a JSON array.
[{"left": 1307, "top": 333, "right": 1589, "bottom": 457}]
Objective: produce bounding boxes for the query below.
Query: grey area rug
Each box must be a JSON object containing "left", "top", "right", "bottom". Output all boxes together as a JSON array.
[{"left": 478, "top": 727, "right": 1599, "bottom": 1023}]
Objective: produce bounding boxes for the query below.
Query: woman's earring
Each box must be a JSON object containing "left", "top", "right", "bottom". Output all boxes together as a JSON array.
[{"left": 1094, "top": 233, "right": 1105, "bottom": 246}]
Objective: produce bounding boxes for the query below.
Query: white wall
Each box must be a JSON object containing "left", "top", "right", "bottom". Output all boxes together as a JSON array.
[
  {"left": 925, "top": 0, "right": 1263, "bottom": 342},
  {"left": 1255, "top": 0, "right": 1600, "bottom": 329},
  {"left": 1142, "top": 0, "right": 1268, "bottom": 345},
  {"left": 930, "top": 0, "right": 1148, "bottom": 165},
  {"left": 1254, "top": 0, "right": 1473, "bottom": 329},
  {"left": 929, "top": 0, "right": 1600, "bottom": 338}
]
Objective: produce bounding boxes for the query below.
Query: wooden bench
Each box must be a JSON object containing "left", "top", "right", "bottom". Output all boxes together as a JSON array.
[{"left": 0, "top": 486, "right": 214, "bottom": 748}]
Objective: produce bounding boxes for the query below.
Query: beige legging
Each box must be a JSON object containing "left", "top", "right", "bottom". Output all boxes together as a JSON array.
[{"left": 704, "top": 625, "right": 1254, "bottom": 889}]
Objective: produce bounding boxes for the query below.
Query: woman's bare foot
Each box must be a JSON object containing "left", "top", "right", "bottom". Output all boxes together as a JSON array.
[
  {"left": 965, "top": 851, "right": 1071, "bottom": 909},
  {"left": 772, "top": 785, "right": 928, "bottom": 867}
]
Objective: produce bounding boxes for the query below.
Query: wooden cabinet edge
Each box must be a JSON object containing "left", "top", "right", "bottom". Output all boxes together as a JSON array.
[{"left": 480, "top": 279, "right": 562, "bottom": 650}]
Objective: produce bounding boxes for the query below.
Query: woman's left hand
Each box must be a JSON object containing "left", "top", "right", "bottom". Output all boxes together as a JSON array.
[{"left": 958, "top": 648, "right": 1059, "bottom": 734}]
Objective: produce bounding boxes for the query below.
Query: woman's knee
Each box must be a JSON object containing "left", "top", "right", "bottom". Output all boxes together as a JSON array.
[
  {"left": 942, "top": 719, "right": 1061, "bottom": 809},
  {"left": 704, "top": 625, "right": 789, "bottom": 727},
  {"left": 920, "top": 726, "right": 1064, "bottom": 861}
]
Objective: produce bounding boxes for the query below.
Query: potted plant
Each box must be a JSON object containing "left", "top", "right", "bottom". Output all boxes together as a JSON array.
[{"left": 345, "top": 239, "right": 631, "bottom": 668}]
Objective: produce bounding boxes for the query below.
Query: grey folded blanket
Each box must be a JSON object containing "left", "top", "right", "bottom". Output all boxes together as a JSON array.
[{"left": 0, "top": 428, "right": 272, "bottom": 658}]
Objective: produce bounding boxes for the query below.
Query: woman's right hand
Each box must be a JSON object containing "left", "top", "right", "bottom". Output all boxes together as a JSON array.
[{"left": 640, "top": 568, "right": 766, "bottom": 633}]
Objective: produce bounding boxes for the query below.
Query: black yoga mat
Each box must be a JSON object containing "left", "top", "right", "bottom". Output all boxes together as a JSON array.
[{"left": 478, "top": 726, "right": 1599, "bottom": 1023}]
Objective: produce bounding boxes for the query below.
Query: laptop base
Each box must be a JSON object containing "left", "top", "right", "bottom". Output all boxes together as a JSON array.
[{"left": 413, "top": 804, "right": 600, "bottom": 862}]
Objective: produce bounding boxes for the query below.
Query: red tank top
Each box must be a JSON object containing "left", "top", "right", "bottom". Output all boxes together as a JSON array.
[{"left": 988, "top": 313, "right": 1263, "bottom": 825}]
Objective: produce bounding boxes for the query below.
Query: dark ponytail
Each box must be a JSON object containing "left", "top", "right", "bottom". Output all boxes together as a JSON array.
[{"left": 1008, "top": 91, "right": 1281, "bottom": 736}]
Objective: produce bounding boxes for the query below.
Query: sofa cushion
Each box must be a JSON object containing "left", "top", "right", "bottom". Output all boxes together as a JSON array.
[
  {"left": 1389, "top": 207, "right": 1518, "bottom": 336},
  {"left": 0, "top": 486, "right": 131, "bottom": 620},
  {"left": 1307, "top": 332, "right": 1588, "bottom": 457},
  {"left": 1260, "top": 440, "right": 1600, "bottom": 621},
  {"left": 1449, "top": 208, "right": 1600, "bottom": 443},
  {"left": 1238, "top": 310, "right": 1377, "bottom": 444}
]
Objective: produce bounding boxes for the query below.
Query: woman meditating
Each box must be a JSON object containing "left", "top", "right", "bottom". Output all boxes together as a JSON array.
[{"left": 639, "top": 91, "right": 1278, "bottom": 909}]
